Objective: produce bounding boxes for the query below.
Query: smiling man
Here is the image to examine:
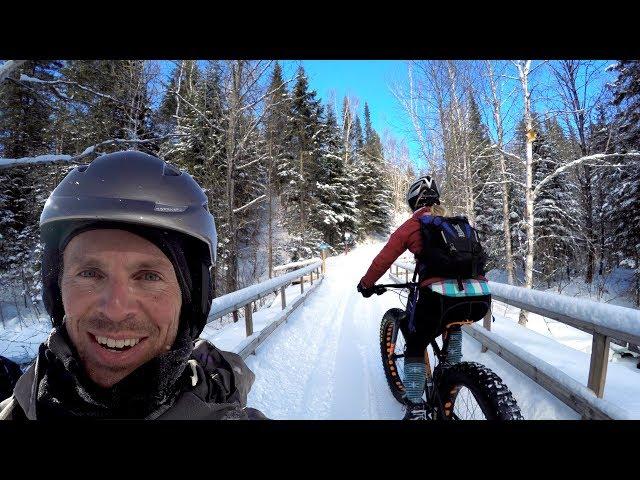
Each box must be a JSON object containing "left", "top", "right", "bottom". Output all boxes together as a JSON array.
[{"left": 0, "top": 151, "right": 265, "bottom": 419}]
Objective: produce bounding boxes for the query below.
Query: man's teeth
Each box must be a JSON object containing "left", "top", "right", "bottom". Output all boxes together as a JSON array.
[{"left": 96, "top": 336, "right": 140, "bottom": 348}]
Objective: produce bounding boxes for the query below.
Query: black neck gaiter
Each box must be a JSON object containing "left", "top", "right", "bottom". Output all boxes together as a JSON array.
[{"left": 35, "top": 326, "right": 194, "bottom": 419}]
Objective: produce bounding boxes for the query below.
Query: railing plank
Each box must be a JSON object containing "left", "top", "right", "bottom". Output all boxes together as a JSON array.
[
  {"left": 390, "top": 259, "right": 637, "bottom": 419},
  {"left": 482, "top": 306, "right": 492, "bottom": 353},
  {"left": 207, "top": 261, "right": 321, "bottom": 322},
  {"left": 281, "top": 286, "right": 286, "bottom": 310},
  {"left": 489, "top": 281, "right": 640, "bottom": 347},
  {"left": 244, "top": 303, "right": 253, "bottom": 337},
  {"left": 587, "top": 334, "right": 610, "bottom": 398},
  {"left": 463, "top": 324, "right": 631, "bottom": 420}
]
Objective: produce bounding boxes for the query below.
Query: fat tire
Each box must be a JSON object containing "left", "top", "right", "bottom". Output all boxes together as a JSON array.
[
  {"left": 379, "top": 308, "right": 407, "bottom": 403},
  {"left": 436, "top": 361, "right": 523, "bottom": 420}
]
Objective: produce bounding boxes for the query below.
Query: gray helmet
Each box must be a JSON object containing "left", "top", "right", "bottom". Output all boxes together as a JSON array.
[
  {"left": 40, "top": 151, "right": 217, "bottom": 337},
  {"left": 406, "top": 175, "right": 440, "bottom": 211},
  {"left": 40, "top": 150, "right": 217, "bottom": 264}
]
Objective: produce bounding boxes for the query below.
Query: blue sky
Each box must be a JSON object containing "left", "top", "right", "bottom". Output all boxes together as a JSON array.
[
  {"left": 281, "top": 60, "right": 417, "bottom": 158},
  {"left": 156, "top": 60, "right": 618, "bottom": 171}
]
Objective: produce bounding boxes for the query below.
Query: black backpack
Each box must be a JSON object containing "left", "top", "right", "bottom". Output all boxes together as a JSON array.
[{"left": 416, "top": 215, "right": 488, "bottom": 289}]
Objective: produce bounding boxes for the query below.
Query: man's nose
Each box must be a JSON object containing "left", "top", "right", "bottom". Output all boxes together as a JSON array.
[{"left": 99, "top": 275, "right": 136, "bottom": 321}]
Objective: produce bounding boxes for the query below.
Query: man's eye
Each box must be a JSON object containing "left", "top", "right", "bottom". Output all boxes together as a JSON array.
[
  {"left": 79, "top": 270, "right": 98, "bottom": 278},
  {"left": 141, "top": 272, "right": 161, "bottom": 281}
]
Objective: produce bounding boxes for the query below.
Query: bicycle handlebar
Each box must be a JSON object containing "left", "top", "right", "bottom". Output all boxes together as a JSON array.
[{"left": 372, "top": 282, "right": 419, "bottom": 295}]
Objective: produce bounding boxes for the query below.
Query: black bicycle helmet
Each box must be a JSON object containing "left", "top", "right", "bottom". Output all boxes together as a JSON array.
[{"left": 406, "top": 175, "right": 440, "bottom": 211}]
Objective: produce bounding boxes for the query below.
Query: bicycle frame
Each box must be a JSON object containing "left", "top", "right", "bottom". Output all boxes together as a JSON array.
[{"left": 376, "top": 282, "right": 475, "bottom": 420}]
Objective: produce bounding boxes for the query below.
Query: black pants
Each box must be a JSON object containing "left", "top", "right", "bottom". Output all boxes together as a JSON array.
[
  {"left": 400, "top": 288, "right": 490, "bottom": 359},
  {"left": 400, "top": 288, "right": 442, "bottom": 359}
]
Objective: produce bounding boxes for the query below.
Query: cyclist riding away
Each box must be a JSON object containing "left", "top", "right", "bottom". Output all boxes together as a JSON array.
[{"left": 357, "top": 175, "right": 490, "bottom": 420}]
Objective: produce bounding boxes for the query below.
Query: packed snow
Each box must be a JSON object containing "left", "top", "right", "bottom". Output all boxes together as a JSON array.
[
  {"left": 488, "top": 281, "right": 640, "bottom": 339},
  {"left": 203, "top": 242, "right": 638, "bottom": 419}
]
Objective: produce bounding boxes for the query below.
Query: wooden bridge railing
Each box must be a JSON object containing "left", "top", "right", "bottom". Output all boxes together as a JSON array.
[
  {"left": 390, "top": 261, "right": 639, "bottom": 420},
  {"left": 207, "top": 261, "right": 324, "bottom": 359}
]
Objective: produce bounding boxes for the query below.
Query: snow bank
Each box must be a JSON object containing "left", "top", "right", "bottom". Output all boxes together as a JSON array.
[
  {"left": 465, "top": 323, "right": 633, "bottom": 419},
  {"left": 489, "top": 281, "right": 640, "bottom": 341}
]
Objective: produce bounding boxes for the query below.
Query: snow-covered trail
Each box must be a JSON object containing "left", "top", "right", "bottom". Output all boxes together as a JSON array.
[
  {"left": 244, "top": 242, "right": 406, "bottom": 419},
  {"left": 242, "top": 242, "right": 578, "bottom": 419}
]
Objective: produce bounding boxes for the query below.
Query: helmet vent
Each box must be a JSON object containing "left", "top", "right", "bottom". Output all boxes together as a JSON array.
[
  {"left": 163, "top": 163, "right": 182, "bottom": 177},
  {"left": 76, "top": 165, "right": 89, "bottom": 173}
]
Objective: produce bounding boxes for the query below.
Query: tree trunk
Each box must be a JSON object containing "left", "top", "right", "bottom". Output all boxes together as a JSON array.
[
  {"left": 225, "top": 61, "right": 241, "bottom": 294},
  {"left": 500, "top": 151, "right": 515, "bottom": 285},
  {"left": 517, "top": 60, "right": 534, "bottom": 327},
  {"left": 268, "top": 140, "right": 274, "bottom": 278},
  {"left": 486, "top": 61, "right": 515, "bottom": 284},
  {"left": 584, "top": 165, "right": 595, "bottom": 283}
]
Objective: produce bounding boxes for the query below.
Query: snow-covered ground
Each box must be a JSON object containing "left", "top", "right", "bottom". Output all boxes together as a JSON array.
[
  {"left": 2, "top": 237, "right": 638, "bottom": 419},
  {"left": 231, "top": 241, "right": 639, "bottom": 419}
]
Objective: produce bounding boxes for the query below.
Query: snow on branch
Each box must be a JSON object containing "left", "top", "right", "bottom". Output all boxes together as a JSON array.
[
  {"left": 0, "top": 135, "right": 185, "bottom": 169},
  {"left": 236, "top": 157, "right": 263, "bottom": 170},
  {"left": 233, "top": 195, "right": 266, "bottom": 214},
  {"left": 534, "top": 152, "right": 640, "bottom": 197},
  {"left": 0, "top": 60, "right": 27, "bottom": 84},
  {"left": 19, "top": 74, "right": 126, "bottom": 104},
  {"left": 494, "top": 145, "right": 524, "bottom": 164}
]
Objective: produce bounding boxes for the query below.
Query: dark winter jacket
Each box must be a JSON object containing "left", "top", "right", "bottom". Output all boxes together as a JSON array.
[
  {"left": 0, "top": 355, "right": 23, "bottom": 403},
  {"left": 360, "top": 206, "right": 432, "bottom": 288},
  {"left": 0, "top": 329, "right": 267, "bottom": 420}
]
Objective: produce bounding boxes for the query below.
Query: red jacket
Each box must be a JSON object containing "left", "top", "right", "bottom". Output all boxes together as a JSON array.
[{"left": 360, "top": 207, "right": 431, "bottom": 288}]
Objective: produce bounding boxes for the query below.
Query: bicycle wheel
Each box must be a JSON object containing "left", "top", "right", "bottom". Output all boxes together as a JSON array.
[
  {"left": 435, "top": 361, "right": 523, "bottom": 420},
  {"left": 379, "top": 308, "right": 407, "bottom": 403}
]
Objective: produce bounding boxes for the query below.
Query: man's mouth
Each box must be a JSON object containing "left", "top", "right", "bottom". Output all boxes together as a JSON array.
[{"left": 93, "top": 335, "right": 143, "bottom": 352}]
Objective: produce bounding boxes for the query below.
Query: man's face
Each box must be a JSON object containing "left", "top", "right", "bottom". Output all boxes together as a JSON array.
[{"left": 60, "top": 229, "right": 182, "bottom": 388}]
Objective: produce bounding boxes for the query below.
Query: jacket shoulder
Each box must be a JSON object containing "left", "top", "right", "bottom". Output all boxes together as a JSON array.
[
  {"left": 153, "top": 340, "right": 268, "bottom": 420},
  {"left": 0, "top": 396, "right": 27, "bottom": 421},
  {"left": 191, "top": 339, "right": 256, "bottom": 407}
]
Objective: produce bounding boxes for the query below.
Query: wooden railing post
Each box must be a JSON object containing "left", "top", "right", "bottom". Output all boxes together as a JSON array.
[
  {"left": 281, "top": 286, "right": 287, "bottom": 310},
  {"left": 481, "top": 304, "right": 492, "bottom": 353},
  {"left": 244, "top": 303, "right": 253, "bottom": 337},
  {"left": 232, "top": 310, "right": 238, "bottom": 323},
  {"left": 587, "top": 333, "right": 610, "bottom": 398},
  {"left": 321, "top": 250, "right": 326, "bottom": 275},
  {"left": 300, "top": 275, "right": 304, "bottom": 294},
  {"left": 311, "top": 270, "right": 314, "bottom": 285}
]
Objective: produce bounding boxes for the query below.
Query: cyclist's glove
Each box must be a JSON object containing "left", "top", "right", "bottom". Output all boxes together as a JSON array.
[{"left": 357, "top": 281, "right": 375, "bottom": 298}]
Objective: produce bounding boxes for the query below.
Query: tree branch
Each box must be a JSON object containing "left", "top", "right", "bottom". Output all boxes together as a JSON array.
[
  {"left": 18, "top": 74, "right": 126, "bottom": 105},
  {"left": 0, "top": 60, "right": 27, "bottom": 84},
  {"left": 233, "top": 195, "right": 267, "bottom": 214},
  {"left": 0, "top": 134, "right": 185, "bottom": 169},
  {"left": 533, "top": 152, "right": 640, "bottom": 197}
]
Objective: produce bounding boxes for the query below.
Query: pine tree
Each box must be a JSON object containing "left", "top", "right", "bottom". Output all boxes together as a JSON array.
[
  {"left": 606, "top": 61, "right": 640, "bottom": 304},
  {"left": 363, "top": 102, "right": 373, "bottom": 144},
  {"left": 357, "top": 105, "right": 392, "bottom": 236},
  {"left": 589, "top": 104, "right": 616, "bottom": 276},
  {"left": 59, "top": 60, "right": 155, "bottom": 155},
  {"left": 467, "top": 93, "right": 503, "bottom": 272},
  {"left": 533, "top": 117, "right": 580, "bottom": 286},
  {"left": 314, "top": 101, "right": 358, "bottom": 247},
  {"left": 284, "top": 66, "right": 324, "bottom": 259},
  {"left": 0, "top": 60, "right": 64, "bottom": 303},
  {"left": 263, "top": 62, "right": 294, "bottom": 273},
  {"left": 0, "top": 61, "right": 61, "bottom": 158}
]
